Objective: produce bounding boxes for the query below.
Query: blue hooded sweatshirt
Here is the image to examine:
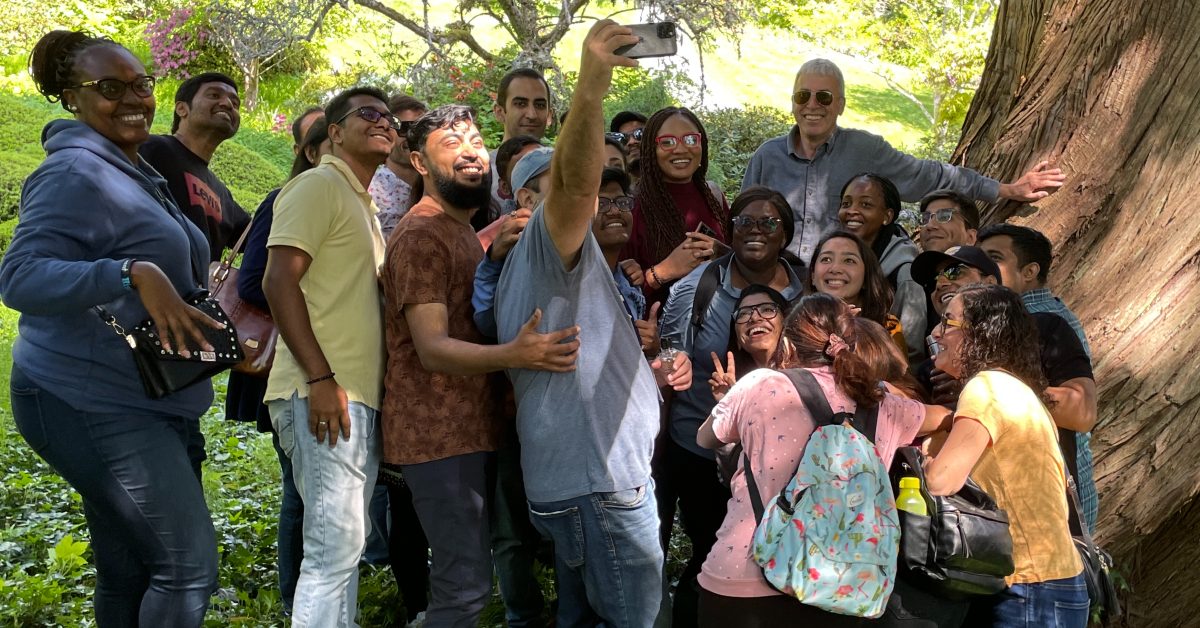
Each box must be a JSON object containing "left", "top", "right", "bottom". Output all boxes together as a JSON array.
[{"left": 0, "top": 119, "right": 214, "bottom": 417}]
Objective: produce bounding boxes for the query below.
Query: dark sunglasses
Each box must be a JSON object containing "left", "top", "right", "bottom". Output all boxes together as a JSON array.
[
  {"left": 73, "top": 76, "right": 156, "bottom": 101},
  {"left": 334, "top": 106, "right": 400, "bottom": 130},
  {"left": 732, "top": 215, "right": 781, "bottom": 234},
  {"left": 934, "top": 263, "right": 971, "bottom": 283},
  {"left": 598, "top": 196, "right": 635, "bottom": 213},
  {"left": 792, "top": 89, "right": 835, "bottom": 106},
  {"left": 919, "top": 208, "right": 962, "bottom": 225},
  {"left": 734, "top": 302, "right": 781, "bottom": 324},
  {"left": 396, "top": 119, "right": 417, "bottom": 134},
  {"left": 606, "top": 128, "right": 644, "bottom": 146}
]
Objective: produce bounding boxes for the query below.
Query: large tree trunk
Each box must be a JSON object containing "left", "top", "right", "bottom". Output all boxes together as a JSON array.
[{"left": 954, "top": 2, "right": 1200, "bottom": 626}]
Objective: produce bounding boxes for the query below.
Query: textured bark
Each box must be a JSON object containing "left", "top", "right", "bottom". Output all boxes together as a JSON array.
[{"left": 954, "top": 2, "right": 1200, "bottom": 626}]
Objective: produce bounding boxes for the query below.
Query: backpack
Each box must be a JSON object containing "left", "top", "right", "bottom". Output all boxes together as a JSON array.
[{"left": 743, "top": 368, "right": 899, "bottom": 618}]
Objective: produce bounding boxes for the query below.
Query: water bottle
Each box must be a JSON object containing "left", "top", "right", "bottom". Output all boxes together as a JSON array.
[{"left": 897, "top": 476, "right": 928, "bottom": 516}]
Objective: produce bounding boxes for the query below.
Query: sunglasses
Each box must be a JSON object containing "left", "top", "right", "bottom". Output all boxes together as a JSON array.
[
  {"left": 732, "top": 215, "right": 781, "bottom": 234},
  {"left": 919, "top": 208, "right": 963, "bottom": 225},
  {"left": 734, "top": 302, "right": 781, "bottom": 324},
  {"left": 598, "top": 196, "right": 635, "bottom": 213},
  {"left": 73, "top": 76, "right": 156, "bottom": 101},
  {"left": 334, "top": 106, "right": 400, "bottom": 130},
  {"left": 792, "top": 89, "right": 835, "bottom": 106},
  {"left": 655, "top": 133, "right": 702, "bottom": 149},
  {"left": 606, "top": 129, "right": 644, "bottom": 145},
  {"left": 396, "top": 119, "right": 417, "bottom": 135}
]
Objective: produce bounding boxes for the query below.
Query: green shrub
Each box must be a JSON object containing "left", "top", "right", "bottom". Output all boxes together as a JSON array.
[
  {"left": 699, "top": 105, "right": 793, "bottom": 197},
  {"left": 210, "top": 142, "right": 287, "bottom": 211},
  {"left": 0, "top": 217, "right": 17, "bottom": 256},
  {"left": 232, "top": 128, "right": 294, "bottom": 174},
  {"left": 0, "top": 152, "right": 44, "bottom": 223}
]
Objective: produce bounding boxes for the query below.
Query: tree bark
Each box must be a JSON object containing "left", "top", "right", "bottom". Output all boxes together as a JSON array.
[{"left": 955, "top": 2, "right": 1200, "bottom": 626}]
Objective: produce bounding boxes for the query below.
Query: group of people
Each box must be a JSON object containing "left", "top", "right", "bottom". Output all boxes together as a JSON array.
[{"left": 0, "top": 19, "right": 1097, "bottom": 628}]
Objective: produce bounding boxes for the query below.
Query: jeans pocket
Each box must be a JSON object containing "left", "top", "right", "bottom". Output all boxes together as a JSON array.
[
  {"left": 1053, "top": 598, "right": 1090, "bottom": 627},
  {"left": 528, "top": 503, "right": 585, "bottom": 568},
  {"left": 10, "top": 384, "right": 50, "bottom": 453},
  {"left": 596, "top": 484, "right": 648, "bottom": 509},
  {"left": 270, "top": 398, "right": 298, "bottom": 459}
]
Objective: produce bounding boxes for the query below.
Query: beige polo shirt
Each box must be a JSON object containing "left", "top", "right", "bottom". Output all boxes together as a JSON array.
[{"left": 265, "top": 154, "right": 386, "bottom": 410}]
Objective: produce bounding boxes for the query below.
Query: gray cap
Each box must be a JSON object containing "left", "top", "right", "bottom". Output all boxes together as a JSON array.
[{"left": 511, "top": 146, "right": 554, "bottom": 192}]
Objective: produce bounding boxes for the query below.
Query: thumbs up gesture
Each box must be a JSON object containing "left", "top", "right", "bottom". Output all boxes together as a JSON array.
[{"left": 635, "top": 301, "right": 661, "bottom": 357}]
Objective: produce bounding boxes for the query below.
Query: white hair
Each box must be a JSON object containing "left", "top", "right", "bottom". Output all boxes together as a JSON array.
[{"left": 795, "top": 58, "right": 845, "bottom": 98}]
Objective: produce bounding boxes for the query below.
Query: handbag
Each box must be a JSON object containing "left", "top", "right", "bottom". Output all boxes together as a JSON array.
[
  {"left": 208, "top": 213, "right": 278, "bottom": 377},
  {"left": 1066, "top": 458, "right": 1123, "bottom": 624},
  {"left": 890, "top": 446, "right": 1015, "bottom": 600}
]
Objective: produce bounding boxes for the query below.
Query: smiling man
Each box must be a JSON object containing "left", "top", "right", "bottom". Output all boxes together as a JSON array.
[
  {"left": 490, "top": 68, "right": 554, "bottom": 211},
  {"left": 742, "top": 58, "right": 1067, "bottom": 262},
  {"left": 140, "top": 72, "right": 250, "bottom": 264},
  {"left": 918, "top": 189, "right": 980, "bottom": 253}
]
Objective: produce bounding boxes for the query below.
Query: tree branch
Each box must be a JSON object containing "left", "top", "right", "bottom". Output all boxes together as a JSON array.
[{"left": 348, "top": 0, "right": 496, "bottom": 62}]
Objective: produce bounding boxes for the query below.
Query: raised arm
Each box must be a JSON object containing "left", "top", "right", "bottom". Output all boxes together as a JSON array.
[{"left": 544, "top": 20, "right": 638, "bottom": 265}]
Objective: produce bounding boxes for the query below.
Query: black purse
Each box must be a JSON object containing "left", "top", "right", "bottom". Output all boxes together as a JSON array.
[
  {"left": 890, "top": 446, "right": 1015, "bottom": 600},
  {"left": 1066, "top": 461, "right": 1122, "bottom": 625},
  {"left": 97, "top": 290, "right": 243, "bottom": 399}
]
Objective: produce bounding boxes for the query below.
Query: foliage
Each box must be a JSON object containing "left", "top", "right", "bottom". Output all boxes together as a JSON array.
[
  {"left": 0, "top": 218, "right": 16, "bottom": 254},
  {"left": 699, "top": 104, "right": 792, "bottom": 196},
  {"left": 0, "top": 0, "right": 128, "bottom": 59},
  {"left": 210, "top": 141, "right": 289, "bottom": 211},
  {"left": 144, "top": 7, "right": 210, "bottom": 79}
]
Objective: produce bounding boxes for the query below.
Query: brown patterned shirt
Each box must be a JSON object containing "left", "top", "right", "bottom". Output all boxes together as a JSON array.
[{"left": 381, "top": 196, "right": 501, "bottom": 465}]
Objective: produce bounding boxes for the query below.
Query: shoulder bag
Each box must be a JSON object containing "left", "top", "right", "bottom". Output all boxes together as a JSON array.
[{"left": 208, "top": 214, "right": 277, "bottom": 377}]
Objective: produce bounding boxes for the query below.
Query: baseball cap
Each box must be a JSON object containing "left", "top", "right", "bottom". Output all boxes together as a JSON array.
[
  {"left": 511, "top": 147, "right": 554, "bottom": 192},
  {"left": 911, "top": 245, "right": 1002, "bottom": 289}
]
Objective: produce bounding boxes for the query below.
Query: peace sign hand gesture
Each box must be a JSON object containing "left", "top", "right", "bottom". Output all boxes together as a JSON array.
[{"left": 709, "top": 351, "right": 738, "bottom": 402}]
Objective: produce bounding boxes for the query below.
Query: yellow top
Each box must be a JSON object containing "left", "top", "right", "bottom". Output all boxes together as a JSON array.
[
  {"left": 955, "top": 370, "right": 1083, "bottom": 585},
  {"left": 265, "top": 154, "right": 386, "bottom": 410}
]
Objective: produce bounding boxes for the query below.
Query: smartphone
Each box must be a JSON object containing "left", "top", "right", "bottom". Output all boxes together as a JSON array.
[
  {"left": 616, "top": 22, "right": 679, "bottom": 59},
  {"left": 696, "top": 222, "right": 718, "bottom": 238}
]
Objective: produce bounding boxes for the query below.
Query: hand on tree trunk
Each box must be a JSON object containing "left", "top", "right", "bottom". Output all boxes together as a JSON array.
[{"left": 998, "top": 160, "right": 1066, "bottom": 202}]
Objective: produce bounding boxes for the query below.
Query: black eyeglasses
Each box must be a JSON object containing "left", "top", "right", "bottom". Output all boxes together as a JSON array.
[
  {"left": 792, "top": 89, "right": 835, "bottom": 106},
  {"left": 732, "top": 215, "right": 781, "bottom": 234},
  {"left": 334, "top": 106, "right": 399, "bottom": 130},
  {"left": 734, "top": 303, "right": 781, "bottom": 323},
  {"left": 606, "top": 128, "right": 644, "bottom": 146},
  {"left": 396, "top": 119, "right": 416, "bottom": 135},
  {"left": 73, "top": 76, "right": 156, "bottom": 101},
  {"left": 919, "top": 208, "right": 961, "bottom": 225},
  {"left": 598, "top": 196, "right": 634, "bottom": 213}
]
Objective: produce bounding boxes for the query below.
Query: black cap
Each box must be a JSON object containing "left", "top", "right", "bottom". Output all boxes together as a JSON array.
[{"left": 911, "top": 245, "right": 1002, "bottom": 289}]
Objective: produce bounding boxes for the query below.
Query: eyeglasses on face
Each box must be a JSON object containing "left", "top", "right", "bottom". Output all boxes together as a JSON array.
[
  {"left": 734, "top": 302, "right": 781, "bottom": 323},
  {"left": 935, "top": 263, "right": 972, "bottom": 283},
  {"left": 73, "top": 76, "right": 156, "bottom": 101},
  {"left": 607, "top": 129, "right": 643, "bottom": 146},
  {"left": 598, "top": 196, "right": 634, "bottom": 213},
  {"left": 655, "top": 133, "right": 702, "bottom": 149},
  {"left": 396, "top": 119, "right": 417, "bottom": 135},
  {"left": 732, "top": 215, "right": 781, "bottom": 234},
  {"left": 937, "top": 313, "right": 967, "bottom": 331},
  {"left": 334, "top": 106, "right": 400, "bottom": 130},
  {"left": 920, "top": 208, "right": 962, "bottom": 225},
  {"left": 792, "top": 89, "right": 834, "bottom": 106}
]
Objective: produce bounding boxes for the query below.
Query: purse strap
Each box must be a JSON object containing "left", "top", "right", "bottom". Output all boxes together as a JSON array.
[{"left": 210, "top": 212, "right": 255, "bottom": 297}]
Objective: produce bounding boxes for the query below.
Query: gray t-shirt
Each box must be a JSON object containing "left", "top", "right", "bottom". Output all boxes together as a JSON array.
[{"left": 495, "top": 205, "right": 660, "bottom": 503}]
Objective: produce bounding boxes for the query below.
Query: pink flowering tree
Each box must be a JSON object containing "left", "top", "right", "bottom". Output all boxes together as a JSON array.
[{"left": 144, "top": 8, "right": 209, "bottom": 80}]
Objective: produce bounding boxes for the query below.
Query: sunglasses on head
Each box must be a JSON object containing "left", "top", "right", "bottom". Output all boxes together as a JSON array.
[
  {"left": 920, "top": 208, "right": 963, "bottom": 225},
  {"left": 73, "top": 76, "right": 156, "bottom": 101},
  {"left": 734, "top": 302, "right": 781, "bottom": 324},
  {"left": 607, "top": 128, "right": 644, "bottom": 146},
  {"left": 598, "top": 196, "right": 635, "bottom": 213},
  {"left": 655, "top": 132, "right": 702, "bottom": 149},
  {"left": 792, "top": 89, "right": 835, "bottom": 106},
  {"left": 334, "top": 106, "right": 400, "bottom": 130},
  {"left": 732, "top": 215, "right": 781, "bottom": 234}
]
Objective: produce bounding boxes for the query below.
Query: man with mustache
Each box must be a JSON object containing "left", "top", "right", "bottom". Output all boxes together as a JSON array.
[{"left": 380, "top": 104, "right": 580, "bottom": 625}]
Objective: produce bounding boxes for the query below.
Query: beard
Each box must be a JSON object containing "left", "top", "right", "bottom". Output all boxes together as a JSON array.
[{"left": 431, "top": 164, "right": 491, "bottom": 211}]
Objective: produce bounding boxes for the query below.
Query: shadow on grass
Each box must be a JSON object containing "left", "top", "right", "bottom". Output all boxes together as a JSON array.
[{"left": 847, "top": 82, "right": 933, "bottom": 131}]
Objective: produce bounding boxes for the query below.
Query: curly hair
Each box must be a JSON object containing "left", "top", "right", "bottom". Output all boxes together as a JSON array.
[
  {"left": 955, "top": 283, "right": 1049, "bottom": 394},
  {"left": 773, "top": 293, "right": 898, "bottom": 406},
  {"left": 29, "top": 30, "right": 121, "bottom": 111},
  {"left": 808, "top": 230, "right": 894, "bottom": 326},
  {"left": 634, "top": 107, "right": 729, "bottom": 265}
]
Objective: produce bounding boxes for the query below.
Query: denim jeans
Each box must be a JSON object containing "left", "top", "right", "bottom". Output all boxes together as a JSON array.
[
  {"left": 529, "top": 484, "right": 665, "bottom": 628},
  {"left": 9, "top": 365, "right": 218, "bottom": 628},
  {"left": 969, "top": 574, "right": 1089, "bottom": 628},
  {"left": 490, "top": 442, "right": 548, "bottom": 628},
  {"left": 271, "top": 430, "right": 304, "bottom": 614},
  {"left": 270, "top": 393, "right": 381, "bottom": 628}
]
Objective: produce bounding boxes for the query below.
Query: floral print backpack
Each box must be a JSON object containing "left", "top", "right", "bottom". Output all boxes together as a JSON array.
[{"left": 742, "top": 368, "right": 899, "bottom": 618}]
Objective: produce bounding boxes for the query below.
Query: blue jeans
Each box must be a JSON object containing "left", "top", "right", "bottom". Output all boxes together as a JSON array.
[
  {"left": 491, "top": 442, "right": 548, "bottom": 627},
  {"left": 9, "top": 365, "right": 217, "bottom": 627},
  {"left": 529, "top": 484, "right": 665, "bottom": 628},
  {"left": 271, "top": 430, "right": 304, "bottom": 614},
  {"left": 970, "top": 574, "right": 1089, "bottom": 628},
  {"left": 270, "top": 393, "right": 381, "bottom": 628}
]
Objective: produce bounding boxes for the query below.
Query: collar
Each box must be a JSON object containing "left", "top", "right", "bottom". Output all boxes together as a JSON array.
[
  {"left": 787, "top": 125, "right": 840, "bottom": 159},
  {"left": 320, "top": 154, "right": 370, "bottom": 194},
  {"left": 1021, "top": 287, "right": 1057, "bottom": 306}
]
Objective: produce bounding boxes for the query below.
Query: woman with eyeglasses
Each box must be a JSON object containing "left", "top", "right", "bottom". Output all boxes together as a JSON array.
[
  {"left": 623, "top": 106, "right": 731, "bottom": 303},
  {"left": 657, "top": 186, "right": 806, "bottom": 627},
  {"left": 924, "top": 284, "right": 1085, "bottom": 628},
  {"left": 695, "top": 294, "right": 951, "bottom": 626},
  {"left": 0, "top": 30, "right": 223, "bottom": 626},
  {"left": 837, "top": 172, "right": 926, "bottom": 363},
  {"left": 808, "top": 229, "right": 908, "bottom": 356}
]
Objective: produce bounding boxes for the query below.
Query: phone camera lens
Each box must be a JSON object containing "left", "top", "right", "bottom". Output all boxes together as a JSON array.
[{"left": 658, "top": 22, "right": 676, "bottom": 39}]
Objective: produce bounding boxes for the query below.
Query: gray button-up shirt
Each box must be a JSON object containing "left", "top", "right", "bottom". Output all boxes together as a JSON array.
[{"left": 741, "top": 126, "right": 1001, "bottom": 261}]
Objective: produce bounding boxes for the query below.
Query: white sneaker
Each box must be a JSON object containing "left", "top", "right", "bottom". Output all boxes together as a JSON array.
[{"left": 404, "top": 611, "right": 426, "bottom": 628}]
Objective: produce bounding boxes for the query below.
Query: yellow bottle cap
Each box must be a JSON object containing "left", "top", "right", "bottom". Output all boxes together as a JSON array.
[{"left": 899, "top": 477, "right": 921, "bottom": 490}]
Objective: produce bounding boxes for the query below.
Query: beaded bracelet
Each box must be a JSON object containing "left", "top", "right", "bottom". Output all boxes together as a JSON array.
[
  {"left": 647, "top": 265, "right": 664, "bottom": 288},
  {"left": 306, "top": 372, "right": 336, "bottom": 385}
]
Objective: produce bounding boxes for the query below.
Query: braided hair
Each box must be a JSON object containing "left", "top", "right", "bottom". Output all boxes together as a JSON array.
[
  {"left": 29, "top": 30, "right": 119, "bottom": 111},
  {"left": 635, "top": 107, "right": 729, "bottom": 265}
]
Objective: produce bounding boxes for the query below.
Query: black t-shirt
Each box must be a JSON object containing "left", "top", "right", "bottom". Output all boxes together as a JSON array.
[{"left": 139, "top": 135, "right": 250, "bottom": 262}]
